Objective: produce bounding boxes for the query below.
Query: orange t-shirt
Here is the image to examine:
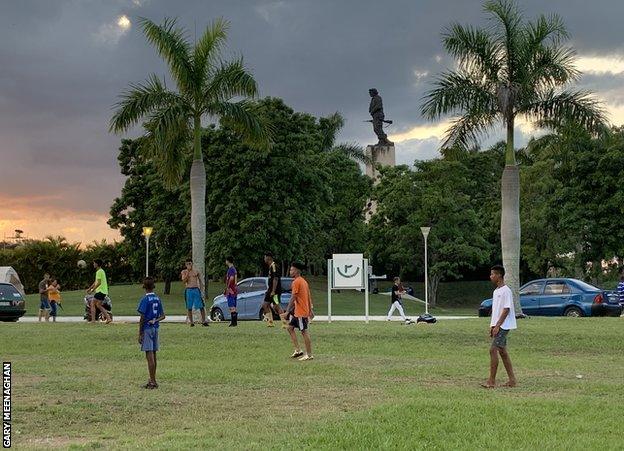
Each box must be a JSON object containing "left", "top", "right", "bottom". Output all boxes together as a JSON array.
[
  {"left": 291, "top": 276, "right": 312, "bottom": 317},
  {"left": 48, "top": 286, "right": 61, "bottom": 302}
]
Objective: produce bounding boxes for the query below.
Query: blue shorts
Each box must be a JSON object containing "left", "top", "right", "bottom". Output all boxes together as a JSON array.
[
  {"left": 141, "top": 327, "right": 159, "bottom": 352},
  {"left": 227, "top": 295, "right": 237, "bottom": 308},
  {"left": 185, "top": 288, "right": 204, "bottom": 310},
  {"left": 40, "top": 298, "right": 50, "bottom": 310}
]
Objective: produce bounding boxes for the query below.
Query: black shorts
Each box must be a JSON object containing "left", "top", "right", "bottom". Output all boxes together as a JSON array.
[
  {"left": 289, "top": 316, "right": 309, "bottom": 331},
  {"left": 263, "top": 293, "right": 281, "bottom": 305},
  {"left": 94, "top": 292, "right": 106, "bottom": 301}
]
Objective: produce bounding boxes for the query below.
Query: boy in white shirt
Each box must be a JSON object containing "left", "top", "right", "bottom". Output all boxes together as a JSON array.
[{"left": 482, "top": 265, "right": 517, "bottom": 388}]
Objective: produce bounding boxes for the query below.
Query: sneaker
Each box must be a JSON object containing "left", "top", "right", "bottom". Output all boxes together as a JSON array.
[
  {"left": 298, "top": 355, "right": 314, "bottom": 361},
  {"left": 267, "top": 322, "right": 274, "bottom": 327},
  {"left": 290, "top": 350, "right": 304, "bottom": 358},
  {"left": 201, "top": 322, "right": 210, "bottom": 327},
  {"left": 190, "top": 323, "right": 195, "bottom": 327}
]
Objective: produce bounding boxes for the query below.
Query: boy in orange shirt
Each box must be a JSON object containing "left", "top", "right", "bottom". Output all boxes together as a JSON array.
[
  {"left": 285, "top": 262, "right": 314, "bottom": 361},
  {"left": 47, "top": 278, "right": 62, "bottom": 322}
]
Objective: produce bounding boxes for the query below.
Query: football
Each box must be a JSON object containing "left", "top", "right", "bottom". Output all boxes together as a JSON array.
[{"left": 77, "top": 259, "right": 87, "bottom": 269}]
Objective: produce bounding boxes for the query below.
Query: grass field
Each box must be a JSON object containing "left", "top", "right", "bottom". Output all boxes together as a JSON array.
[
  {"left": 3, "top": 317, "right": 623, "bottom": 449},
  {"left": 23, "top": 278, "right": 488, "bottom": 318}
]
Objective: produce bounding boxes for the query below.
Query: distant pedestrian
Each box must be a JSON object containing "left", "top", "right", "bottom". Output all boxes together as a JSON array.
[
  {"left": 285, "top": 262, "right": 314, "bottom": 361},
  {"left": 481, "top": 265, "right": 517, "bottom": 389},
  {"left": 47, "top": 278, "right": 62, "bottom": 322},
  {"left": 137, "top": 277, "right": 165, "bottom": 389},
  {"left": 224, "top": 256, "right": 238, "bottom": 327},
  {"left": 617, "top": 273, "right": 624, "bottom": 318},
  {"left": 386, "top": 277, "right": 413, "bottom": 324},
  {"left": 181, "top": 259, "right": 209, "bottom": 327},
  {"left": 38, "top": 272, "right": 51, "bottom": 322},
  {"left": 261, "top": 252, "right": 287, "bottom": 328},
  {"left": 86, "top": 259, "right": 112, "bottom": 323}
]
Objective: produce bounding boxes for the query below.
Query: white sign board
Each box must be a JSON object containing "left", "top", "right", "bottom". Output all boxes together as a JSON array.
[{"left": 331, "top": 253, "right": 365, "bottom": 289}]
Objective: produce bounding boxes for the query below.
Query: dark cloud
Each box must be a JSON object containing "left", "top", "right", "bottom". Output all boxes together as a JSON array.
[{"left": 1, "top": 0, "right": 623, "bottom": 238}]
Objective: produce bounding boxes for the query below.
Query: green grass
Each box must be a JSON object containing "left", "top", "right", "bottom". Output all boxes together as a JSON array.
[
  {"left": 24, "top": 278, "right": 486, "bottom": 317},
  {"left": 3, "top": 317, "right": 623, "bottom": 449}
]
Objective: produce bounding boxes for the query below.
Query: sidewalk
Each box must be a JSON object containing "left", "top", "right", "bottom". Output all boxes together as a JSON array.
[{"left": 17, "top": 315, "right": 477, "bottom": 323}]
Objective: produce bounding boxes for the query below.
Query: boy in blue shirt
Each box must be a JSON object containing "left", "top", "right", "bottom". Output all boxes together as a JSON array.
[{"left": 137, "top": 277, "right": 165, "bottom": 389}]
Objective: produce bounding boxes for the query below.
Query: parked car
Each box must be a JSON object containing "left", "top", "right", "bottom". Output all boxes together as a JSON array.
[
  {"left": 0, "top": 282, "right": 26, "bottom": 321},
  {"left": 210, "top": 277, "right": 293, "bottom": 321},
  {"left": 478, "top": 278, "right": 622, "bottom": 317}
]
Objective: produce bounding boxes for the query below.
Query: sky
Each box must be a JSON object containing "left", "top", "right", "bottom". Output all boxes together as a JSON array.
[{"left": 1, "top": 0, "right": 623, "bottom": 244}]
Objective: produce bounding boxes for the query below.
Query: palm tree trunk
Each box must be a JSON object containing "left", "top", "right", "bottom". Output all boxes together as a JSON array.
[
  {"left": 501, "top": 116, "right": 523, "bottom": 315},
  {"left": 190, "top": 115, "right": 206, "bottom": 294}
]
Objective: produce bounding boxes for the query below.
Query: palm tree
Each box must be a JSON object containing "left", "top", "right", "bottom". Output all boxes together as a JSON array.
[
  {"left": 421, "top": 0, "right": 606, "bottom": 314},
  {"left": 319, "top": 112, "right": 372, "bottom": 165},
  {"left": 110, "top": 18, "right": 270, "bottom": 291}
]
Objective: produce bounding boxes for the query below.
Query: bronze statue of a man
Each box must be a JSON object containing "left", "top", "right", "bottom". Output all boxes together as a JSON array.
[{"left": 369, "top": 88, "right": 393, "bottom": 146}]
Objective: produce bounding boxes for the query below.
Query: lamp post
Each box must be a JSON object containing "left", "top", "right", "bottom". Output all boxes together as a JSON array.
[
  {"left": 420, "top": 227, "right": 431, "bottom": 315},
  {"left": 142, "top": 227, "right": 153, "bottom": 277}
]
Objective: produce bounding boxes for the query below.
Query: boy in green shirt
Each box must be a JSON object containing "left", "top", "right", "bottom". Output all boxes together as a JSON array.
[{"left": 87, "top": 259, "right": 112, "bottom": 323}]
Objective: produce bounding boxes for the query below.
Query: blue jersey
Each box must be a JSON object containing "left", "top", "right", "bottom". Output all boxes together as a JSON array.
[
  {"left": 137, "top": 293, "right": 164, "bottom": 330},
  {"left": 617, "top": 282, "right": 624, "bottom": 305}
]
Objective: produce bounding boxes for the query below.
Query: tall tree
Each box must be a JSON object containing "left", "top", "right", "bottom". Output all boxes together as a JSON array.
[
  {"left": 421, "top": 0, "right": 606, "bottom": 313},
  {"left": 110, "top": 17, "right": 270, "bottom": 294}
]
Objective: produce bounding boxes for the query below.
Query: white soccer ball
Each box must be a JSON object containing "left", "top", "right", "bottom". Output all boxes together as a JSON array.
[{"left": 77, "top": 259, "right": 87, "bottom": 269}]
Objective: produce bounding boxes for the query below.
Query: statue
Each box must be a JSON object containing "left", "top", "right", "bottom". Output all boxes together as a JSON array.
[{"left": 368, "top": 88, "right": 393, "bottom": 146}]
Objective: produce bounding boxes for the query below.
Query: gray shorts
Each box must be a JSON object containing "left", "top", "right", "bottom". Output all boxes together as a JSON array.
[
  {"left": 492, "top": 328, "right": 510, "bottom": 348},
  {"left": 141, "top": 327, "right": 159, "bottom": 352}
]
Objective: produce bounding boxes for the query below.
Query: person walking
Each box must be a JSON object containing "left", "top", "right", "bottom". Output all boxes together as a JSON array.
[
  {"left": 285, "top": 262, "right": 314, "bottom": 361},
  {"left": 86, "top": 259, "right": 112, "bottom": 323},
  {"left": 481, "top": 265, "right": 517, "bottom": 388},
  {"left": 386, "top": 277, "right": 413, "bottom": 324}
]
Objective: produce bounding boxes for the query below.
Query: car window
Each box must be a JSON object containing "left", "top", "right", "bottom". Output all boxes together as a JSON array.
[
  {"left": 544, "top": 282, "right": 571, "bottom": 295},
  {"left": 571, "top": 279, "right": 600, "bottom": 291},
  {"left": 281, "top": 279, "right": 293, "bottom": 293},
  {"left": 237, "top": 280, "right": 253, "bottom": 294},
  {"left": 0, "top": 284, "right": 22, "bottom": 301},
  {"left": 520, "top": 282, "right": 544, "bottom": 296},
  {"left": 251, "top": 279, "right": 268, "bottom": 291}
]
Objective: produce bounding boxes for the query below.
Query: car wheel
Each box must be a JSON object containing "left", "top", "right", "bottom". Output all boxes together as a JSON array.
[
  {"left": 211, "top": 308, "right": 224, "bottom": 322},
  {"left": 564, "top": 306, "right": 583, "bottom": 317}
]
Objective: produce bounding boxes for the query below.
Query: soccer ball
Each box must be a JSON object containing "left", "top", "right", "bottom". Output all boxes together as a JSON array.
[{"left": 77, "top": 260, "right": 87, "bottom": 269}]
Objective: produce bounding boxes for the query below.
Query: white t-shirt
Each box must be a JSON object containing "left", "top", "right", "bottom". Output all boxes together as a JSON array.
[{"left": 490, "top": 285, "right": 517, "bottom": 330}]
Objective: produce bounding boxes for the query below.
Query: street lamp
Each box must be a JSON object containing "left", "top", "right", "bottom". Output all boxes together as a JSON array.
[
  {"left": 420, "top": 227, "right": 431, "bottom": 315},
  {"left": 142, "top": 226, "right": 153, "bottom": 277}
]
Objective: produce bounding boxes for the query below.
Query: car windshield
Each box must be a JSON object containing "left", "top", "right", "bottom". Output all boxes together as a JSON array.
[
  {"left": 571, "top": 279, "right": 601, "bottom": 292},
  {"left": 0, "top": 284, "right": 22, "bottom": 301}
]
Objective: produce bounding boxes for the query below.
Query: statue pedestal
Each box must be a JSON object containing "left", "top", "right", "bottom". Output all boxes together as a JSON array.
[{"left": 365, "top": 145, "right": 395, "bottom": 220}]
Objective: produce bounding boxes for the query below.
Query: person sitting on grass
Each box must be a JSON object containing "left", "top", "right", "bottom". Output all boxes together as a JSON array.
[
  {"left": 137, "top": 277, "right": 165, "bottom": 389},
  {"left": 47, "top": 278, "right": 62, "bottom": 322},
  {"left": 482, "top": 265, "right": 517, "bottom": 389}
]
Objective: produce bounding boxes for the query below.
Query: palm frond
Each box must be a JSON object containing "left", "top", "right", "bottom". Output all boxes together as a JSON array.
[
  {"left": 442, "top": 112, "right": 498, "bottom": 150},
  {"left": 193, "top": 18, "right": 229, "bottom": 86},
  {"left": 138, "top": 17, "right": 194, "bottom": 95},
  {"left": 142, "top": 103, "right": 192, "bottom": 186},
  {"left": 421, "top": 71, "right": 497, "bottom": 120},
  {"left": 110, "top": 74, "right": 185, "bottom": 133},
  {"left": 318, "top": 112, "right": 345, "bottom": 152},
  {"left": 333, "top": 143, "right": 372, "bottom": 165},
  {"left": 207, "top": 100, "right": 272, "bottom": 149},
  {"left": 203, "top": 58, "right": 258, "bottom": 104},
  {"left": 520, "top": 89, "right": 607, "bottom": 134},
  {"left": 484, "top": 0, "right": 522, "bottom": 80},
  {"left": 443, "top": 23, "right": 503, "bottom": 79}
]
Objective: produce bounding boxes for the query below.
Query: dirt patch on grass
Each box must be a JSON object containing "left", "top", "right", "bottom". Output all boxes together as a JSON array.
[{"left": 22, "top": 436, "right": 91, "bottom": 448}]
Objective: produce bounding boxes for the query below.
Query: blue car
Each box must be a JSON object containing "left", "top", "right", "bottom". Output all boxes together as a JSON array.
[
  {"left": 0, "top": 283, "right": 26, "bottom": 321},
  {"left": 478, "top": 278, "right": 622, "bottom": 317},
  {"left": 210, "top": 277, "right": 293, "bottom": 321}
]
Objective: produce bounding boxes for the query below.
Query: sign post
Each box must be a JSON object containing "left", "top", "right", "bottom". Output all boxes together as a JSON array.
[{"left": 327, "top": 253, "right": 369, "bottom": 323}]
